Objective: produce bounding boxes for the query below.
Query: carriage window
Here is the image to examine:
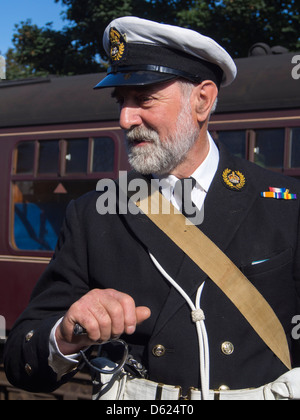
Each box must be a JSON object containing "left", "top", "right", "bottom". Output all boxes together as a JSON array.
[
  {"left": 213, "top": 131, "right": 246, "bottom": 159},
  {"left": 253, "top": 129, "right": 285, "bottom": 169},
  {"left": 92, "top": 137, "right": 115, "bottom": 172},
  {"left": 12, "top": 180, "right": 97, "bottom": 251},
  {"left": 38, "top": 140, "right": 60, "bottom": 174},
  {"left": 15, "top": 142, "right": 35, "bottom": 174},
  {"left": 11, "top": 135, "right": 117, "bottom": 252},
  {"left": 291, "top": 128, "right": 300, "bottom": 168},
  {"left": 65, "top": 139, "right": 89, "bottom": 174}
]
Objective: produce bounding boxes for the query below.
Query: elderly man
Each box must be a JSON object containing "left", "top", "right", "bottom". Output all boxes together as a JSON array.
[{"left": 4, "top": 17, "right": 300, "bottom": 400}]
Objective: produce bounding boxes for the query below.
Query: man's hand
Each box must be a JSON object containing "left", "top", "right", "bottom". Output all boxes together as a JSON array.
[{"left": 55, "top": 289, "right": 151, "bottom": 355}]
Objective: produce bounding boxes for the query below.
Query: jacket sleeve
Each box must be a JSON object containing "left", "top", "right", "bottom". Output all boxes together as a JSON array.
[
  {"left": 4, "top": 199, "right": 91, "bottom": 393},
  {"left": 291, "top": 203, "right": 300, "bottom": 367}
]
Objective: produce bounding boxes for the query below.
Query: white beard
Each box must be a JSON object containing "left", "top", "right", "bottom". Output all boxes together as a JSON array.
[{"left": 125, "top": 102, "right": 200, "bottom": 175}]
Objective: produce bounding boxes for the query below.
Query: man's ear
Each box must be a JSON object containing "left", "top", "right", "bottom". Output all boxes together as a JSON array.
[{"left": 191, "top": 81, "right": 219, "bottom": 123}]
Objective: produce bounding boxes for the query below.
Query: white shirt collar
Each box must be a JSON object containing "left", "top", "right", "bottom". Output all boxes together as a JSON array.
[
  {"left": 153, "top": 133, "right": 219, "bottom": 200},
  {"left": 192, "top": 133, "right": 219, "bottom": 193}
]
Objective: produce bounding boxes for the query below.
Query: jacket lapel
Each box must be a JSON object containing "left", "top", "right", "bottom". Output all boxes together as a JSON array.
[
  {"left": 200, "top": 143, "right": 257, "bottom": 252},
  {"left": 119, "top": 172, "right": 187, "bottom": 281}
]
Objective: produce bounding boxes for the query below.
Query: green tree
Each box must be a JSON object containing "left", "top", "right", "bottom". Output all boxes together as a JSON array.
[
  {"left": 54, "top": 0, "right": 197, "bottom": 60},
  {"left": 5, "top": 0, "right": 300, "bottom": 79},
  {"left": 8, "top": 19, "right": 101, "bottom": 79},
  {"left": 5, "top": 48, "right": 36, "bottom": 80},
  {"left": 56, "top": 0, "right": 300, "bottom": 59},
  {"left": 203, "top": 0, "right": 300, "bottom": 57},
  {"left": 55, "top": 0, "right": 133, "bottom": 60}
]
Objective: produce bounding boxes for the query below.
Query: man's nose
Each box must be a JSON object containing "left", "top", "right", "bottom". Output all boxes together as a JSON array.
[{"left": 119, "top": 105, "right": 143, "bottom": 130}]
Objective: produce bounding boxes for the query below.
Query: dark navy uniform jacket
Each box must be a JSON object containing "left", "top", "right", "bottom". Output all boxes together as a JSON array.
[{"left": 4, "top": 143, "right": 300, "bottom": 395}]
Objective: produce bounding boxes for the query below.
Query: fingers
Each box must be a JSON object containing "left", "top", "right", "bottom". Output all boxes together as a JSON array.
[
  {"left": 104, "top": 289, "right": 139, "bottom": 336},
  {"left": 136, "top": 306, "right": 152, "bottom": 325},
  {"left": 56, "top": 289, "right": 151, "bottom": 355}
]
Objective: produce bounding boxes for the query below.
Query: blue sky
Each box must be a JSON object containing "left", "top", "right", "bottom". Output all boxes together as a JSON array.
[{"left": 0, "top": 0, "right": 67, "bottom": 55}]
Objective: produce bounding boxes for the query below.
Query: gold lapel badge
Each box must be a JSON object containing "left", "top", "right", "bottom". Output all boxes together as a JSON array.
[{"left": 222, "top": 169, "right": 246, "bottom": 191}]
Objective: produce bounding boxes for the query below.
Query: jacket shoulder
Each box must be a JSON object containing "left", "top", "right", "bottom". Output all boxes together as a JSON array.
[
  {"left": 242, "top": 159, "right": 300, "bottom": 192},
  {"left": 220, "top": 144, "right": 300, "bottom": 194}
]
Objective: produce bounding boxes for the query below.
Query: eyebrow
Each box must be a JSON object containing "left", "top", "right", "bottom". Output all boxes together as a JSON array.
[
  {"left": 111, "top": 80, "right": 176, "bottom": 100},
  {"left": 111, "top": 86, "right": 155, "bottom": 99}
]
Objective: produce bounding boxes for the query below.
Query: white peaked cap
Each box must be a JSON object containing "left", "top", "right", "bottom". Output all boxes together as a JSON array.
[{"left": 95, "top": 16, "right": 237, "bottom": 89}]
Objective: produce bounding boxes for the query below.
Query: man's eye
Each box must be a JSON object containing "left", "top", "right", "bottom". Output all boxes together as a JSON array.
[{"left": 138, "top": 96, "right": 153, "bottom": 105}]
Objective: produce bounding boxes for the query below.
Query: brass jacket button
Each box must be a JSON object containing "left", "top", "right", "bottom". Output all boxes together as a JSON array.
[
  {"left": 25, "top": 363, "right": 33, "bottom": 376},
  {"left": 152, "top": 344, "right": 166, "bottom": 357},
  {"left": 221, "top": 341, "right": 234, "bottom": 355},
  {"left": 219, "top": 385, "right": 230, "bottom": 391},
  {"left": 25, "top": 330, "right": 35, "bottom": 342}
]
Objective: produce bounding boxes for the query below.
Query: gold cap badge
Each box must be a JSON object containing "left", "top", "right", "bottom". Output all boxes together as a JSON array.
[
  {"left": 222, "top": 169, "right": 246, "bottom": 191},
  {"left": 109, "top": 27, "right": 127, "bottom": 62}
]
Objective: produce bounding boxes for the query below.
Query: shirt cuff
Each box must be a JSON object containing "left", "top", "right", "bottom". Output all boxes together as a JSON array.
[{"left": 48, "top": 317, "right": 81, "bottom": 381}]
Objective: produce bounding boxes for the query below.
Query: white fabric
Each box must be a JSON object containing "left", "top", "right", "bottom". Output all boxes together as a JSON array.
[
  {"left": 123, "top": 378, "right": 181, "bottom": 400},
  {"left": 265, "top": 369, "right": 300, "bottom": 400},
  {"left": 96, "top": 370, "right": 300, "bottom": 400},
  {"left": 93, "top": 360, "right": 128, "bottom": 401},
  {"left": 48, "top": 318, "right": 80, "bottom": 381},
  {"left": 103, "top": 17, "right": 237, "bottom": 87}
]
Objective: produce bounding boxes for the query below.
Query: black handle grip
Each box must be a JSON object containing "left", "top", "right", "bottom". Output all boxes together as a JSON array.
[{"left": 73, "top": 324, "right": 87, "bottom": 336}]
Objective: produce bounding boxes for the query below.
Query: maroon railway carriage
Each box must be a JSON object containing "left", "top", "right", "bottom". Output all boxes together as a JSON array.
[
  {"left": 0, "top": 74, "right": 130, "bottom": 337},
  {"left": 0, "top": 52, "right": 299, "bottom": 349}
]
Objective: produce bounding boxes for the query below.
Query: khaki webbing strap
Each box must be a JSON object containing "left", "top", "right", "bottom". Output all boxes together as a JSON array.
[{"left": 134, "top": 188, "right": 292, "bottom": 370}]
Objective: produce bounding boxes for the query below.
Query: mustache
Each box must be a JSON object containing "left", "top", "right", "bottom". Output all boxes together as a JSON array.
[{"left": 126, "top": 126, "right": 160, "bottom": 144}]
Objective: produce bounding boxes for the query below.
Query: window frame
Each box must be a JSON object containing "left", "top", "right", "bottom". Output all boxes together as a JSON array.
[
  {"left": 12, "top": 134, "right": 118, "bottom": 181},
  {"left": 289, "top": 127, "right": 300, "bottom": 170},
  {"left": 10, "top": 131, "right": 120, "bottom": 254},
  {"left": 248, "top": 128, "right": 286, "bottom": 171},
  {"left": 210, "top": 126, "right": 300, "bottom": 176}
]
